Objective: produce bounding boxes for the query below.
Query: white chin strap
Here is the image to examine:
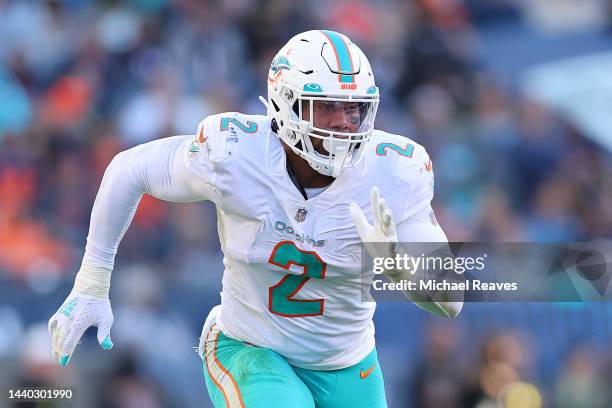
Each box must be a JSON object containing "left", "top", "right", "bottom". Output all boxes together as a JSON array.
[
  {"left": 322, "top": 139, "right": 350, "bottom": 178},
  {"left": 290, "top": 121, "right": 353, "bottom": 178}
]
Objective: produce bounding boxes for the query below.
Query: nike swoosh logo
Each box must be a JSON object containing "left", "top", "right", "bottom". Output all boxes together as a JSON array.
[{"left": 360, "top": 363, "right": 377, "bottom": 379}]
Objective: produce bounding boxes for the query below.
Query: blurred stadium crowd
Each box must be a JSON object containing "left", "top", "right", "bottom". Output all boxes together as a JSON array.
[{"left": 1, "top": 0, "right": 611, "bottom": 407}]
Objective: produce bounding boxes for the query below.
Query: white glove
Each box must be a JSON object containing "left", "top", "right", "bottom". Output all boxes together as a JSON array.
[
  {"left": 48, "top": 266, "right": 114, "bottom": 366},
  {"left": 349, "top": 186, "right": 398, "bottom": 263}
]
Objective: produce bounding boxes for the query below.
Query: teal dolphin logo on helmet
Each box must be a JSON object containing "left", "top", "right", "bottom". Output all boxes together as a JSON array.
[{"left": 271, "top": 55, "right": 293, "bottom": 74}]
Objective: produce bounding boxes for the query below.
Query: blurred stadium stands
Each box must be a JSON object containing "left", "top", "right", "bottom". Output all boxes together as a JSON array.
[{"left": 1, "top": 0, "right": 611, "bottom": 407}]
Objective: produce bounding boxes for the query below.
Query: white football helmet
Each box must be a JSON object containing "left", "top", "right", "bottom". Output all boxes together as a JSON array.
[{"left": 267, "top": 30, "right": 379, "bottom": 177}]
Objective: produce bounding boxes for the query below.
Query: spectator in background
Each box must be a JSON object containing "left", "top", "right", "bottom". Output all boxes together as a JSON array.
[
  {"left": 394, "top": 0, "right": 478, "bottom": 111},
  {"left": 555, "top": 346, "right": 611, "bottom": 408},
  {"left": 413, "top": 322, "right": 464, "bottom": 408},
  {"left": 467, "top": 333, "right": 540, "bottom": 408},
  {"left": 98, "top": 354, "right": 167, "bottom": 408}
]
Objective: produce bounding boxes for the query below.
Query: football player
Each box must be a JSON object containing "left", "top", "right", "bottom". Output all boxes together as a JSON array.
[{"left": 49, "top": 30, "right": 462, "bottom": 407}]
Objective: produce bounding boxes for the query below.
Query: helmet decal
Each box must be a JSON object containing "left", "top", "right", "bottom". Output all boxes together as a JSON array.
[
  {"left": 271, "top": 55, "right": 293, "bottom": 74},
  {"left": 320, "top": 30, "right": 355, "bottom": 84},
  {"left": 303, "top": 83, "right": 323, "bottom": 92}
]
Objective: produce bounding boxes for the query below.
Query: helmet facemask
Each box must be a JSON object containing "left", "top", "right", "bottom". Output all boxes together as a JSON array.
[{"left": 283, "top": 88, "right": 379, "bottom": 178}]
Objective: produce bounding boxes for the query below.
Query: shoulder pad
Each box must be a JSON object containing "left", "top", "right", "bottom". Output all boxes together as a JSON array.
[
  {"left": 368, "top": 131, "right": 435, "bottom": 218},
  {"left": 369, "top": 130, "right": 430, "bottom": 179},
  {"left": 192, "top": 113, "right": 267, "bottom": 164},
  {"left": 194, "top": 113, "right": 232, "bottom": 163},
  {"left": 398, "top": 142, "right": 434, "bottom": 218},
  {"left": 394, "top": 142, "right": 432, "bottom": 184}
]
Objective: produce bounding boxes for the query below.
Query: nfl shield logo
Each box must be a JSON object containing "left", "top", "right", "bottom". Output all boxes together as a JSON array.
[{"left": 295, "top": 208, "right": 307, "bottom": 223}]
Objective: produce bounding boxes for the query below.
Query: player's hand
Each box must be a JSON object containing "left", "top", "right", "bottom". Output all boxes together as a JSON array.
[
  {"left": 349, "top": 186, "right": 398, "bottom": 261},
  {"left": 48, "top": 290, "right": 114, "bottom": 367}
]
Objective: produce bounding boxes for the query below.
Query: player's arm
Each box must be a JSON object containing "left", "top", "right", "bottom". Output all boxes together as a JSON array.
[
  {"left": 48, "top": 132, "right": 213, "bottom": 366},
  {"left": 393, "top": 204, "right": 463, "bottom": 318},
  {"left": 350, "top": 187, "right": 462, "bottom": 318},
  {"left": 350, "top": 146, "right": 463, "bottom": 318},
  {"left": 393, "top": 148, "right": 463, "bottom": 318},
  {"left": 82, "top": 134, "right": 213, "bottom": 269}
]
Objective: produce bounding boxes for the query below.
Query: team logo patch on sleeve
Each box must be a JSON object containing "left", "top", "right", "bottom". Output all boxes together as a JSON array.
[
  {"left": 295, "top": 208, "right": 308, "bottom": 223},
  {"left": 188, "top": 139, "right": 200, "bottom": 158}
]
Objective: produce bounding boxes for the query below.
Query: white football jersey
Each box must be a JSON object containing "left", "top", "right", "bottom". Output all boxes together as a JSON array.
[
  {"left": 82, "top": 110, "right": 443, "bottom": 370},
  {"left": 184, "top": 112, "right": 438, "bottom": 370}
]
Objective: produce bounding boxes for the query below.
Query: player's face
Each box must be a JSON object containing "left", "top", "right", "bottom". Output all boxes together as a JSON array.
[{"left": 302, "top": 100, "right": 362, "bottom": 154}]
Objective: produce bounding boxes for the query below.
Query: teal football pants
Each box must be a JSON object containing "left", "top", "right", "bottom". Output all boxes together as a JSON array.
[{"left": 200, "top": 323, "right": 387, "bottom": 408}]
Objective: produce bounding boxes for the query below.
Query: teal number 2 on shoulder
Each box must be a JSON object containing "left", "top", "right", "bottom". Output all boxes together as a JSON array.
[
  {"left": 268, "top": 241, "right": 326, "bottom": 318},
  {"left": 376, "top": 142, "right": 414, "bottom": 158},
  {"left": 220, "top": 117, "right": 258, "bottom": 133}
]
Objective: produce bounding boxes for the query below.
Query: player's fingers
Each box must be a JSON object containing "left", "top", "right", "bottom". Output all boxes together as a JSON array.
[
  {"left": 49, "top": 320, "right": 64, "bottom": 360},
  {"left": 53, "top": 330, "right": 68, "bottom": 363},
  {"left": 49, "top": 317, "right": 65, "bottom": 350},
  {"left": 48, "top": 316, "right": 57, "bottom": 335},
  {"left": 381, "top": 204, "right": 393, "bottom": 229},
  {"left": 371, "top": 187, "right": 380, "bottom": 224},
  {"left": 96, "top": 315, "right": 114, "bottom": 350},
  {"left": 50, "top": 323, "right": 59, "bottom": 351},
  {"left": 379, "top": 198, "right": 389, "bottom": 226},
  {"left": 60, "top": 322, "right": 89, "bottom": 367},
  {"left": 386, "top": 207, "right": 396, "bottom": 231},
  {"left": 349, "top": 201, "right": 370, "bottom": 238}
]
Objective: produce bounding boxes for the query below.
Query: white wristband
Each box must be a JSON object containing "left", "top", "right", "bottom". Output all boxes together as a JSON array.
[{"left": 74, "top": 264, "right": 112, "bottom": 298}]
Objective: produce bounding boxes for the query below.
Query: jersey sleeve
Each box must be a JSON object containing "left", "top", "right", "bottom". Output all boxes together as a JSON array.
[
  {"left": 396, "top": 204, "right": 448, "bottom": 243},
  {"left": 82, "top": 135, "right": 214, "bottom": 270},
  {"left": 184, "top": 112, "right": 250, "bottom": 179},
  {"left": 395, "top": 144, "right": 447, "bottom": 243}
]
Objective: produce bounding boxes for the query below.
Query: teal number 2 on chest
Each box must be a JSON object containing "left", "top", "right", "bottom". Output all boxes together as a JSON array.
[{"left": 268, "top": 241, "right": 326, "bottom": 317}]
